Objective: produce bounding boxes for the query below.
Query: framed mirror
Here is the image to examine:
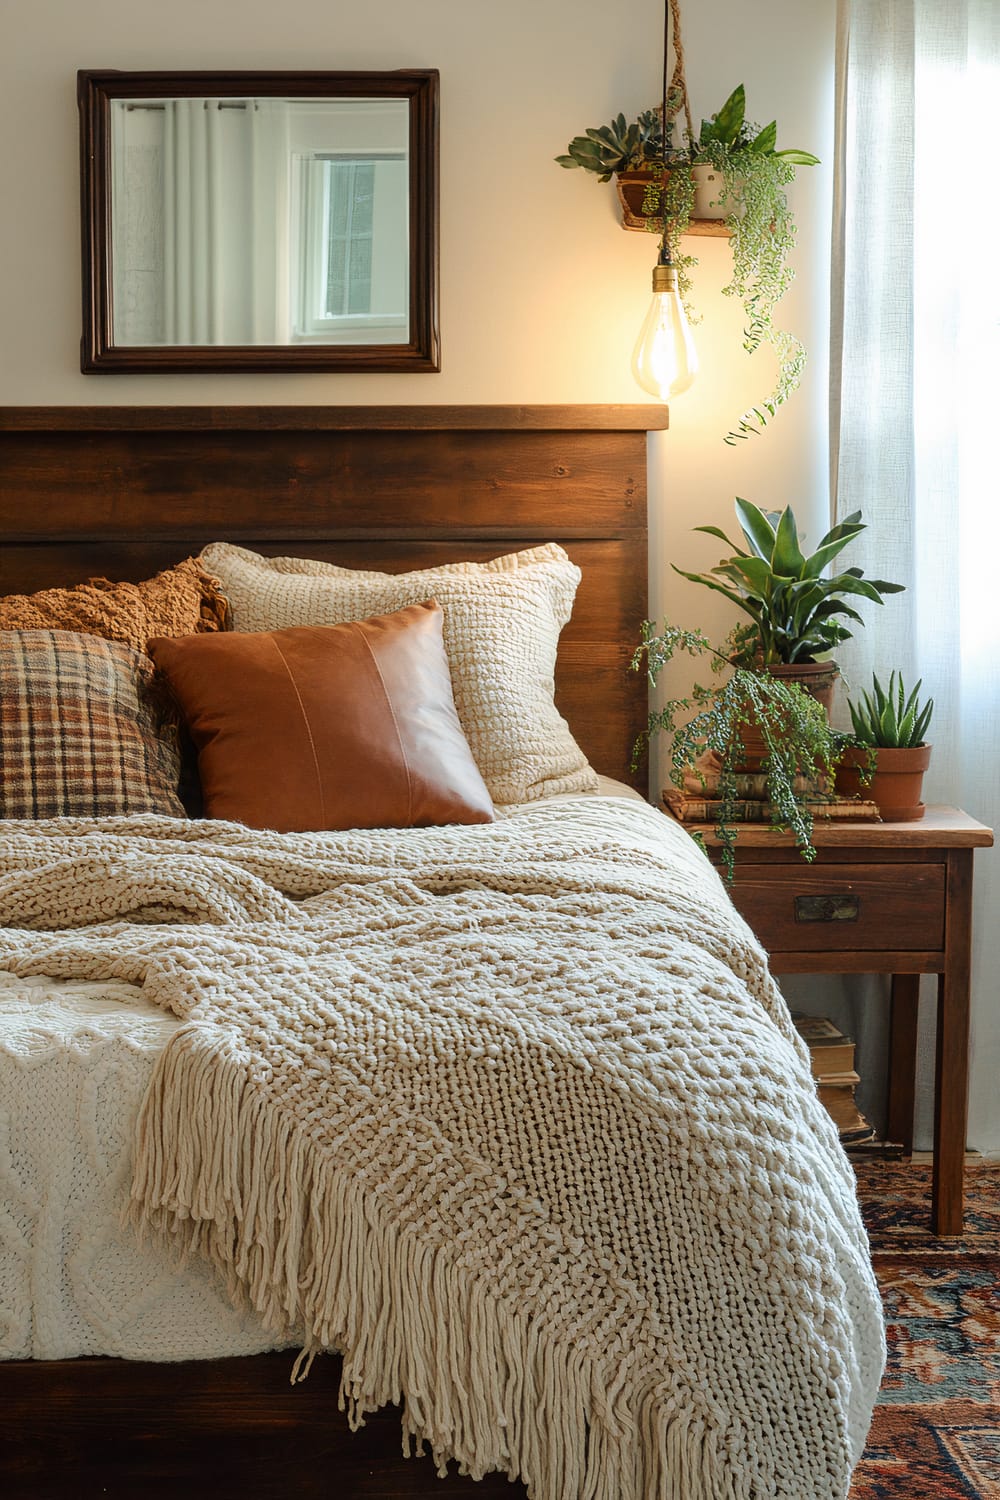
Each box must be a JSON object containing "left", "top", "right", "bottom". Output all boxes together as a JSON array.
[{"left": 78, "top": 70, "right": 439, "bottom": 373}]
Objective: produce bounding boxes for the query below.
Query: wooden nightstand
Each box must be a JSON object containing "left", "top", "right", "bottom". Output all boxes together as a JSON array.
[{"left": 685, "top": 806, "right": 993, "bottom": 1234}]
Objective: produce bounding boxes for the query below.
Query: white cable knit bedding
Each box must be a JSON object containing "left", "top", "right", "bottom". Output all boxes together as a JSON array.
[
  {"left": 0, "top": 974, "right": 298, "bottom": 1361},
  {"left": 0, "top": 796, "right": 884, "bottom": 1499}
]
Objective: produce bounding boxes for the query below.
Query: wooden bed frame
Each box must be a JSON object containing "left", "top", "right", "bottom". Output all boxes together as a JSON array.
[{"left": 0, "top": 404, "right": 665, "bottom": 1499}]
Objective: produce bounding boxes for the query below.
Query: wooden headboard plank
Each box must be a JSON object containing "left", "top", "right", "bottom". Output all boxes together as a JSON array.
[
  {"left": 0, "top": 405, "right": 669, "bottom": 432},
  {"left": 0, "top": 406, "right": 655, "bottom": 789},
  {"left": 0, "top": 430, "right": 646, "bottom": 542}
]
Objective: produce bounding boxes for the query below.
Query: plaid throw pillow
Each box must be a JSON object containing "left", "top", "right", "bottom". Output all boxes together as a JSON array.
[{"left": 0, "top": 630, "right": 185, "bottom": 819}]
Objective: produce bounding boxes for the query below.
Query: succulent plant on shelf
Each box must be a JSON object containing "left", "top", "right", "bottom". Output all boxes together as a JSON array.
[{"left": 847, "top": 672, "right": 934, "bottom": 750}]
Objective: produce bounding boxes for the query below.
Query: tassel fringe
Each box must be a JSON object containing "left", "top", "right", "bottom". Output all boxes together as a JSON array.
[{"left": 127, "top": 1025, "right": 735, "bottom": 1500}]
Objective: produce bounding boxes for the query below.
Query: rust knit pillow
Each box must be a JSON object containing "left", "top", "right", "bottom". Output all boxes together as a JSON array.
[
  {"left": 148, "top": 602, "right": 495, "bottom": 834},
  {"left": 0, "top": 558, "right": 229, "bottom": 653}
]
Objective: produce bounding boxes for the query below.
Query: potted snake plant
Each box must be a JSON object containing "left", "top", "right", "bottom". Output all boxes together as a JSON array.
[
  {"left": 836, "top": 672, "right": 934, "bottom": 821},
  {"left": 673, "top": 498, "right": 905, "bottom": 727}
]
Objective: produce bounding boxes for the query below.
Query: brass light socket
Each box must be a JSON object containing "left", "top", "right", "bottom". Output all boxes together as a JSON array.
[{"left": 651, "top": 264, "right": 678, "bottom": 293}]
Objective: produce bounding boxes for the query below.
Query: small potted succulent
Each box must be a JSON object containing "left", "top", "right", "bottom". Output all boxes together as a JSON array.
[
  {"left": 557, "top": 85, "right": 820, "bottom": 442},
  {"left": 836, "top": 672, "right": 934, "bottom": 821}
]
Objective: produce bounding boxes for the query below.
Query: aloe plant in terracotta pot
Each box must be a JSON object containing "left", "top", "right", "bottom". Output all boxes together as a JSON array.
[{"left": 837, "top": 672, "right": 934, "bottom": 821}]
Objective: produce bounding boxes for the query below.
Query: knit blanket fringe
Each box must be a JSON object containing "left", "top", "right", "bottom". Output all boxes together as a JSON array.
[{"left": 126, "top": 1023, "right": 739, "bottom": 1500}]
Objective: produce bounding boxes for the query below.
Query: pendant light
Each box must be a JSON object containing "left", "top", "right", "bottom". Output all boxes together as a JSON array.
[{"left": 630, "top": 0, "right": 698, "bottom": 401}]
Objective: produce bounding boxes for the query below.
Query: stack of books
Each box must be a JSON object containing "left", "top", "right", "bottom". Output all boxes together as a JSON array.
[
  {"left": 791, "top": 1012, "right": 876, "bottom": 1148},
  {"left": 663, "top": 765, "right": 880, "bottom": 825}
]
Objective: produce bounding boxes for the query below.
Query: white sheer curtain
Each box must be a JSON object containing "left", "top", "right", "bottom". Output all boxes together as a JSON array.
[
  {"left": 831, "top": 0, "right": 1000, "bottom": 1150},
  {"left": 163, "top": 99, "right": 225, "bottom": 345},
  {"left": 162, "top": 99, "right": 289, "bottom": 345}
]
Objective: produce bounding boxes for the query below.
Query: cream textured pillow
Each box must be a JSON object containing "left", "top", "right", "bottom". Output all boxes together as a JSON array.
[{"left": 200, "top": 542, "right": 597, "bottom": 804}]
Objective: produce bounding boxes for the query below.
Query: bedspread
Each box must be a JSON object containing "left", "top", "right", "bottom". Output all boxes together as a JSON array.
[{"left": 0, "top": 799, "right": 884, "bottom": 1500}]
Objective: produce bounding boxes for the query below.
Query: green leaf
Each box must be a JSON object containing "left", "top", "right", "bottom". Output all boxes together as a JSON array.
[
  {"left": 801, "top": 524, "right": 864, "bottom": 575},
  {"left": 715, "top": 556, "right": 775, "bottom": 594},
  {"left": 750, "top": 121, "right": 777, "bottom": 154},
  {"left": 810, "top": 599, "right": 865, "bottom": 626},
  {"left": 712, "top": 84, "right": 746, "bottom": 145},
  {"left": 670, "top": 565, "right": 759, "bottom": 617},
  {"left": 693, "top": 524, "right": 747, "bottom": 554},
  {"left": 914, "top": 699, "right": 934, "bottom": 743},
  {"left": 776, "top": 149, "right": 821, "bottom": 166},
  {"left": 733, "top": 498, "right": 778, "bottom": 561},
  {"left": 824, "top": 573, "right": 894, "bottom": 604},
  {"left": 771, "top": 507, "right": 807, "bottom": 576}
]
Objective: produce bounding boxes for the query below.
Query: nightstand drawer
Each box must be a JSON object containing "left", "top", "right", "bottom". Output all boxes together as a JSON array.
[{"left": 724, "top": 862, "right": 946, "bottom": 952}]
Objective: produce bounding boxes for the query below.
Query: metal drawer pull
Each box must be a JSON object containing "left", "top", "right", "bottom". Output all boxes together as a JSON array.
[{"left": 794, "top": 894, "right": 860, "bottom": 923}]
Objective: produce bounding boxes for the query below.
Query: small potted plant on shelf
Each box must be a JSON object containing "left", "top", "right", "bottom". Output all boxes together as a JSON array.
[
  {"left": 556, "top": 85, "right": 819, "bottom": 442},
  {"left": 836, "top": 672, "right": 934, "bottom": 822}
]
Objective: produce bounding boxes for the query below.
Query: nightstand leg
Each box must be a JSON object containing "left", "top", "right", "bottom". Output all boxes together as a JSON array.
[
  {"left": 932, "top": 851, "right": 974, "bottom": 1236},
  {"left": 887, "top": 973, "right": 920, "bottom": 1154}
]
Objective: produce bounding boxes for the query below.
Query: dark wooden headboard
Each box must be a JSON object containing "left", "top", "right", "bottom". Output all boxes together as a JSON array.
[{"left": 0, "top": 405, "right": 665, "bottom": 789}]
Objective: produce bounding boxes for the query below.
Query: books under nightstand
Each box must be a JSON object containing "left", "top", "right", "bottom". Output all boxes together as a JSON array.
[{"left": 791, "top": 1012, "right": 879, "bottom": 1149}]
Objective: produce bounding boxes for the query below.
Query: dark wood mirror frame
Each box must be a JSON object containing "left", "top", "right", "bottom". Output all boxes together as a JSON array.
[{"left": 78, "top": 69, "right": 440, "bottom": 374}]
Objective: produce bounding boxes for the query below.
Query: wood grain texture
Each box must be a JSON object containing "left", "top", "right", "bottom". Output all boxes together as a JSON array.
[
  {"left": 0, "top": 405, "right": 670, "bottom": 431},
  {"left": 0, "top": 407, "right": 651, "bottom": 789},
  {"left": 690, "top": 805, "right": 994, "bottom": 849},
  {"left": 934, "top": 850, "right": 976, "bottom": 1235},
  {"left": 1, "top": 1353, "right": 526, "bottom": 1500},
  {"left": 691, "top": 806, "right": 993, "bottom": 1235},
  {"left": 723, "top": 862, "right": 946, "bottom": 955},
  {"left": 887, "top": 973, "right": 921, "bottom": 1154}
]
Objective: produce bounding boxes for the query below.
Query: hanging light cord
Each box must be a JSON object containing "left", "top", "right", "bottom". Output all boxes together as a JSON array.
[{"left": 659, "top": 0, "right": 672, "bottom": 266}]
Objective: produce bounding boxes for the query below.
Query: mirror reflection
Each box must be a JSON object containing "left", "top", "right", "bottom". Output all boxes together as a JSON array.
[{"left": 110, "top": 97, "right": 410, "bottom": 347}]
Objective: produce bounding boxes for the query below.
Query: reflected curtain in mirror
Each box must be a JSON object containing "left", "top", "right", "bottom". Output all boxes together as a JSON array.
[{"left": 80, "top": 71, "right": 438, "bottom": 372}]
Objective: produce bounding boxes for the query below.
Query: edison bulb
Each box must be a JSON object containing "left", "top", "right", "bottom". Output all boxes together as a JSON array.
[{"left": 631, "top": 262, "right": 698, "bottom": 401}]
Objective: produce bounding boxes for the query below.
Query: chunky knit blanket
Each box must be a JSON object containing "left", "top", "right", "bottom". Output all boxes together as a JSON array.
[{"left": 0, "top": 799, "right": 884, "bottom": 1499}]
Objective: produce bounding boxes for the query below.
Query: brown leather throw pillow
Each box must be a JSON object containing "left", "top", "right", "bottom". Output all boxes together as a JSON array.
[{"left": 148, "top": 601, "right": 495, "bottom": 833}]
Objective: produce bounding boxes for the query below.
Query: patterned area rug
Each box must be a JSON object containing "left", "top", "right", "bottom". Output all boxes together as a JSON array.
[{"left": 849, "top": 1161, "right": 1000, "bottom": 1499}]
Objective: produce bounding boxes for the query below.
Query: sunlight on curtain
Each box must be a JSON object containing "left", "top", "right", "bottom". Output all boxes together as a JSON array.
[{"left": 833, "top": 0, "right": 1000, "bottom": 1151}]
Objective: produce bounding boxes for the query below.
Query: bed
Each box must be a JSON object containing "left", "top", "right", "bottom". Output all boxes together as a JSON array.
[{"left": 0, "top": 406, "right": 884, "bottom": 1500}]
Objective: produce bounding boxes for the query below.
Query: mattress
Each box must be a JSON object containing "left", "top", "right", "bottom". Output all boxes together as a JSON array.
[{"left": 1, "top": 779, "right": 642, "bottom": 1362}]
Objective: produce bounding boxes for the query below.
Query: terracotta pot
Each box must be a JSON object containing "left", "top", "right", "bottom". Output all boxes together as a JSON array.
[
  {"left": 835, "top": 744, "right": 932, "bottom": 822},
  {"left": 737, "top": 660, "right": 839, "bottom": 769},
  {"left": 614, "top": 169, "right": 669, "bottom": 230}
]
